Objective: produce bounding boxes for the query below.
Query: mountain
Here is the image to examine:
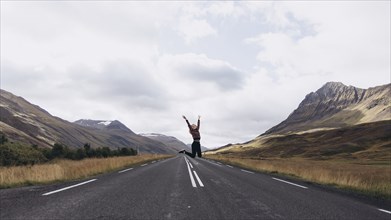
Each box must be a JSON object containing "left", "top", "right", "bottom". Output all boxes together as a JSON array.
[
  {"left": 214, "top": 120, "right": 391, "bottom": 160},
  {"left": 73, "top": 120, "right": 178, "bottom": 154},
  {"left": 139, "top": 133, "right": 190, "bottom": 152},
  {"left": 265, "top": 82, "right": 391, "bottom": 135},
  {"left": 74, "top": 119, "right": 134, "bottom": 133},
  {"left": 139, "top": 133, "right": 210, "bottom": 153},
  {"left": 208, "top": 82, "right": 391, "bottom": 160},
  {"left": 0, "top": 89, "right": 173, "bottom": 154}
]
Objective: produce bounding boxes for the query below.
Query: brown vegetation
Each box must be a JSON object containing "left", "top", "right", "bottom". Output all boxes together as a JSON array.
[
  {"left": 209, "top": 120, "right": 391, "bottom": 160},
  {"left": 206, "top": 155, "right": 391, "bottom": 198},
  {"left": 0, "top": 154, "right": 172, "bottom": 188}
]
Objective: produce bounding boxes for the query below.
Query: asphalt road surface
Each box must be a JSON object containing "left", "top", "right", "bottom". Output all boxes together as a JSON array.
[{"left": 1, "top": 155, "right": 390, "bottom": 219}]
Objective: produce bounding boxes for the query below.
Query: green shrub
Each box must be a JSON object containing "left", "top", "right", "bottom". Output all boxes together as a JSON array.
[
  {"left": 0, "top": 142, "right": 47, "bottom": 166},
  {"left": 0, "top": 133, "right": 138, "bottom": 166}
]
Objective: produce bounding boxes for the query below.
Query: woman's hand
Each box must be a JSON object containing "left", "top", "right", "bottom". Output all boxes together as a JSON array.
[
  {"left": 182, "top": 115, "right": 187, "bottom": 120},
  {"left": 198, "top": 115, "right": 201, "bottom": 120}
]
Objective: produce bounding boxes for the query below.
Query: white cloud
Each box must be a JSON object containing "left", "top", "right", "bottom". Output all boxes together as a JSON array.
[
  {"left": 158, "top": 53, "right": 244, "bottom": 91},
  {"left": 206, "top": 1, "right": 245, "bottom": 18},
  {"left": 1, "top": 1, "right": 164, "bottom": 72},
  {"left": 177, "top": 16, "right": 217, "bottom": 44},
  {"left": 1, "top": 1, "right": 389, "bottom": 148},
  {"left": 245, "top": 1, "right": 390, "bottom": 88}
]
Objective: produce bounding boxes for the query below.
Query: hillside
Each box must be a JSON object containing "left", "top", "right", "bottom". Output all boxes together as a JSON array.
[
  {"left": 215, "top": 120, "right": 391, "bottom": 160},
  {"left": 139, "top": 133, "right": 190, "bottom": 152},
  {"left": 0, "top": 89, "right": 173, "bottom": 154},
  {"left": 74, "top": 119, "right": 135, "bottom": 133},
  {"left": 208, "top": 82, "right": 391, "bottom": 160},
  {"left": 265, "top": 82, "right": 390, "bottom": 135}
]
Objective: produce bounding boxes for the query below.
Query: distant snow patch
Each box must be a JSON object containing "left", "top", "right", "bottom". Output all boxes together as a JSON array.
[
  {"left": 140, "top": 133, "right": 160, "bottom": 137},
  {"left": 98, "top": 121, "right": 112, "bottom": 126}
]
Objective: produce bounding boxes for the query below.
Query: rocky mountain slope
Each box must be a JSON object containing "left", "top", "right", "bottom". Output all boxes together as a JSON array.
[
  {"left": 139, "top": 133, "right": 190, "bottom": 152},
  {"left": 74, "top": 119, "right": 135, "bottom": 134},
  {"left": 208, "top": 82, "right": 391, "bottom": 160},
  {"left": 0, "top": 89, "right": 175, "bottom": 154},
  {"left": 265, "top": 82, "right": 390, "bottom": 135}
]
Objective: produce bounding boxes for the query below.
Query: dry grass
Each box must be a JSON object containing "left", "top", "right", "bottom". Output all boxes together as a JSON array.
[
  {"left": 207, "top": 155, "right": 391, "bottom": 198},
  {"left": 0, "top": 154, "right": 172, "bottom": 188}
]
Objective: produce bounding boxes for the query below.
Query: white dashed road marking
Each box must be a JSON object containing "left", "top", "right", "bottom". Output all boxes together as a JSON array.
[
  {"left": 272, "top": 177, "right": 308, "bottom": 189},
  {"left": 241, "top": 169, "right": 254, "bottom": 174},
  {"left": 193, "top": 171, "right": 204, "bottom": 187},
  {"left": 118, "top": 168, "right": 133, "bottom": 173},
  {"left": 42, "top": 179, "right": 97, "bottom": 196},
  {"left": 378, "top": 209, "right": 391, "bottom": 214}
]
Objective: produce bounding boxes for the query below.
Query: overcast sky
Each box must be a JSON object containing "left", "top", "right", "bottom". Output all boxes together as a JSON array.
[{"left": 1, "top": 1, "right": 390, "bottom": 148}]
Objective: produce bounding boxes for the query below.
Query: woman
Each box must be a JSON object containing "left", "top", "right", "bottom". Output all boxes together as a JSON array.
[{"left": 180, "top": 115, "right": 202, "bottom": 158}]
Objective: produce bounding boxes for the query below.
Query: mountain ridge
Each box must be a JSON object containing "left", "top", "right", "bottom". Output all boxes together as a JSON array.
[
  {"left": 74, "top": 119, "right": 134, "bottom": 133},
  {"left": 0, "top": 89, "right": 175, "bottom": 154},
  {"left": 208, "top": 82, "right": 391, "bottom": 159},
  {"left": 139, "top": 133, "right": 191, "bottom": 152},
  {"left": 264, "top": 82, "right": 390, "bottom": 135}
]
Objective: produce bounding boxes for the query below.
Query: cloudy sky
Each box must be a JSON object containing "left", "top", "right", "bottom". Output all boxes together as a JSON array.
[{"left": 1, "top": 1, "right": 390, "bottom": 148}]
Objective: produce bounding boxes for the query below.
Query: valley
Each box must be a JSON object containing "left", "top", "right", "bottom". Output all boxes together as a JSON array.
[{"left": 1, "top": 82, "right": 390, "bottom": 199}]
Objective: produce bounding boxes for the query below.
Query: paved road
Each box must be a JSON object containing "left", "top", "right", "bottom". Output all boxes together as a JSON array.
[{"left": 1, "top": 155, "right": 390, "bottom": 219}]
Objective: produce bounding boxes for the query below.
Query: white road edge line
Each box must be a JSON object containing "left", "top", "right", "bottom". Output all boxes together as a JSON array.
[
  {"left": 204, "top": 159, "right": 222, "bottom": 167},
  {"left": 226, "top": 165, "right": 233, "bottom": 168},
  {"left": 185, "top": 157, "right": 196, "bottom": 187},
  {"left": 193, "top": 171, "right": 204, "bottom": 187},
  {"left": 42, "top": 179, "right": 97, "bottom": 196},
  {"left": 141, "top": 164, "right": 148, "bottom": 167},
  {"left": 272, "top": 177, "right": 308, "bottom": 189},
  {"left": 118, "top": 168, "right": 133, "bottom": 173},
  {"left": 241, "top": 169, "right": 254, "bottom": 174},
  {"left": 378, "top": 209, "right": 391, "bottom": 214},
  {"left": 151, "top": 161, "right": 156, "bottom": 163}
]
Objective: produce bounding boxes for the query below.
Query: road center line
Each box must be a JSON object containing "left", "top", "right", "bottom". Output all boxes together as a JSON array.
[
  {"left": 241, "top": 169, "right": 254, "bottom": 174},
  {"left": 141, "top": 164, "right": 148, "bottom": 167},
  {"left": 193, "top": 171, "right": 204, "bottom": 187},
  {"left": 226, "top": 165, "right": 233, "bottom": 168},
  {"left": 118, "top": 168, "right": 133, "bottom": 173},
  {"left": 272, "top": 177, "right": 308, "bottom": 189},
  {"left": 378, "top": 209, "right": 391, "bottom": 214},
  {"left": 42, "top": 179, "right": 97, "bottom": 196},
  {"left": 184, "top": 157, "right": 194, "bottom": 168},
  {"left": 185, "top": 158, "right": 196, "bottom": 187},
  {"left": 151, "top": 161, "right": 156, "bottom": 163}
]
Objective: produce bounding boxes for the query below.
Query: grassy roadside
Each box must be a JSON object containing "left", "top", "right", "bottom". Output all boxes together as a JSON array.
[
  {"left": 0, "top": 154, "right": 173, "bottom": 188},
  {"left": 205, "top": 155, "right": 391, "bottom": 199}
]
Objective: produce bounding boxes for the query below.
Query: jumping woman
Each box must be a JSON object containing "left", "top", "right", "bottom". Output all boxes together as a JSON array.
[{"left": 180, "top": 115, "right": 202, "bottom": 158}]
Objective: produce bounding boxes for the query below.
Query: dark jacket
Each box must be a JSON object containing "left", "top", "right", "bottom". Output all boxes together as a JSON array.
[{"left": 186, "top": 119, "right": 201, "bottom": 141}]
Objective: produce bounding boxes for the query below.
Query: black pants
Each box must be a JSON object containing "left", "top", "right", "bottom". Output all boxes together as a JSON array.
[{"left": 185, "top": 141, "right": 202, "bottom": 158}]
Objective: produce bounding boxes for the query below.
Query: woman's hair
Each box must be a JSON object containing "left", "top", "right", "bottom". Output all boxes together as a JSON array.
[{"left": 191, "top": 124, "right": 197, "bottom": 129}]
